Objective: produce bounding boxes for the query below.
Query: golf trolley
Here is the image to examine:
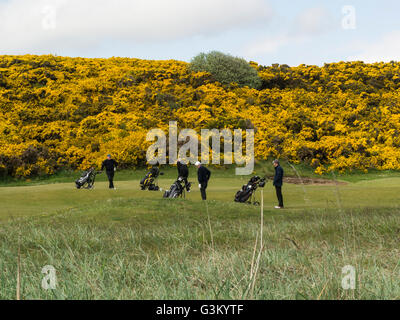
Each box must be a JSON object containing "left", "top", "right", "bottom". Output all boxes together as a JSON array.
[
  {"left": 75, "top": 168, "right": 102, "bottom": 189},
  {"left": 140, "top": 167, "right": 163, "bottom": 191},
  {"left": 234, "top": 176, "right": 266, "bottom": 205},
  {"left": 163, "top": 177, "right": 191, "bottom": 199}
]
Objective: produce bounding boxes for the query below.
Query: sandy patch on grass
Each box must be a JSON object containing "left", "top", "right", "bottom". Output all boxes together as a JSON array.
[{"left": 267, "top": 177, "right": 347, "bottom": 185}]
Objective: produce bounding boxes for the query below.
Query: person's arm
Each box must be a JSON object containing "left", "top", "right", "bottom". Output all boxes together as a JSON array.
[
  {"left": 275, "top": 167, "right": 283, "bottom": 183},
  {"left": 206, "top": 168, "right": 211, "bottom": 181},
  {"left": 198, "top": 169, "right": 204, "bottom": 183},
  {"left": 101, "top": 161, "right": 105, "bottom": 171}
]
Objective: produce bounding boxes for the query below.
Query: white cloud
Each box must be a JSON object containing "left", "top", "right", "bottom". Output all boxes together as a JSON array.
[
  {"left": 348, "top": 31, "right": 400, "bottom": 63},
  {"left": 245, "top": 34, "right": 308, "bottom": 56},
  {"left": 293, "top": 7, "right": 333, "bottom": 36},
  {"left": 244, "top": 6, "right": 332, "bottom": 58},
  {"left": 0, "top": 0, "right": 272, "bottom": 54}
]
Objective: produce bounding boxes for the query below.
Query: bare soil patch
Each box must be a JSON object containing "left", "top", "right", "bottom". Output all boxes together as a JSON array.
[
  {"left": 268, "top": 177, "right": 347, "bottom": 185},
  {"left": 284, "top": 177, "right": 347, "bottom": 185}
]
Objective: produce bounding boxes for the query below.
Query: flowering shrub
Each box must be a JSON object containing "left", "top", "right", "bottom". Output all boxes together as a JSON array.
[{"left": 0, "top": 55, "right": 400, "bottom": 177}]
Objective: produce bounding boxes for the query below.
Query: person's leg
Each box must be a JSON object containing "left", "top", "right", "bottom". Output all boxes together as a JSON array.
[
  {"left": 107, "top": 171, "right": 114, "bottom": 189},
  {"left": 276, "top": 186, "right": 283, "bottom": 207},
  {"left": 200, "top": 183, "right": 207, "bottom": 200},
  {"left": 184, "top": 177, "right": 190, "bottom": 191}
]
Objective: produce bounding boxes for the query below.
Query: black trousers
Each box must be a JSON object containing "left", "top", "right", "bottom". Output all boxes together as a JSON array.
[
  {"left": 179, "top": 176, "right": 190, "bottom": 191},
  {"left": 200, "top": 182, "right": 208, "bottom": 200},
  {"left": 106, "top": 171, "right": 115, "bottom": 189},
  {"left": 275, "top": 186, "right": 284, "bottom": 207}
]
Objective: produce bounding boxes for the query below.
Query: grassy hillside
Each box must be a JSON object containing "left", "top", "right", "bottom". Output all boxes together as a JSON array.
[
  {"left": 1, "top": 55, "right": 400, "bottom": 179},
  {"left": 1, "top": 171, "right": 399, "bottom": 299}
]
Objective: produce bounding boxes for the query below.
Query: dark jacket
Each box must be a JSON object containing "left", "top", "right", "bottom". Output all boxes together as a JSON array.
[
  {"left": 101, "top": 159, "right": 118, "bottom": 172},
  {"left": 273, "top": 165, "right": 284, "bottom": 187},
  {"left": 197, "top": 166, "right": 211, "bottom": 184},
  {"left": 177, "top": 161, "right": 189, "bottom": 178}
]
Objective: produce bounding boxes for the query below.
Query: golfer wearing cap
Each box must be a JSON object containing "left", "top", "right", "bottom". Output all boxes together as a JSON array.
[
  {"left": 272, "top": 159, "right": 284, "bottom": 208},
  {"left": 101, "top": 154, "right": 118, "bottom": 189},
  {"left": 195, "top": 161, "right": 211, "bottom": 200}
]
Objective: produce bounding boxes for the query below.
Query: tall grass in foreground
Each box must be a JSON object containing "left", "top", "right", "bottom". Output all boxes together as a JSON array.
[{"left": 0, "top": 198, "right": 399, "bottom": 299}]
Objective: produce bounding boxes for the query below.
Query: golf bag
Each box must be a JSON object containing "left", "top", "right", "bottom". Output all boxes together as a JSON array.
[
  {"left": 75, "top": 168, "right": 101, "bottom": 189},
  {"left": 163, "top": 177, "right": 188, "bottom": 199},
  {"left": 234, "top": 176, "right": 266, "bottom": 204},
  {"left": 140, "top": 167, "right": 162, "bottom": 191}
]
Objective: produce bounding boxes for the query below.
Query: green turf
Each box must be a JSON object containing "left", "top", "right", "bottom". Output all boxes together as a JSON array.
[
  {"left": 0, "top": 160, "right": 326, "bottom": 187},
  {"left": 0, "top": 167, "right": 399, "bottom": 300}
]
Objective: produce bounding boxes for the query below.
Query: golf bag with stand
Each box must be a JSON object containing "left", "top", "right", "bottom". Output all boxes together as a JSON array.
[
  {"left": 75, "top": 168, "right": 102, "bottom": 189},
  {"left": 140, "top": 167, "right": 163, "bottom": 191},
  {"left": 234, "top": 176, "right": 266, "bottom": 204},
  {"left": 163, "top": 177, "right": 191, "bottom": 199}
]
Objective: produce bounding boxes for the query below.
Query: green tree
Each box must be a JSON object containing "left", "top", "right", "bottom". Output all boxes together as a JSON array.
[{"left": 189, "top": 51, "right": 261, "bottom": 89}]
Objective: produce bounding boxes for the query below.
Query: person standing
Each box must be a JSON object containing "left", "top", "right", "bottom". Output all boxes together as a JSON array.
[
  {"left": 177, "top": 160, "right": 190, "bottom": 192},
  {"left": 195, "top": 161, "right": 211, "bottom": 200},
  {"left": 101, "top": 154, "right": 118, "bottom": 189},
  {"left": 273, "top": 159, "right": 284, "bottom": 209}
]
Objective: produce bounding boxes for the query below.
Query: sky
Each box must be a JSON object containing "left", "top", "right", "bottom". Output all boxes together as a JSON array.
[{"left": 0, "top": 0, "right": 400, "bottom": 66}]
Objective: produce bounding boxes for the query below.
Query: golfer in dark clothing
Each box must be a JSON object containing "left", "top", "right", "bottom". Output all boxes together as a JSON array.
[
  {"left": 273, "top": 159, "right": 284, "bottom": 208},
  {"left": 101, "top": 154, "right": 118, "bottom": 189},
  {"left": 177, "top": 160, "right": 190, "bottom": 191},
  {"left": 196, "top": 161, "right": 211, "bottom": 200}
]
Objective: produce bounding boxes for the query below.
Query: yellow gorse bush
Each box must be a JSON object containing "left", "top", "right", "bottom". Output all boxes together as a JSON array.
[{"left": 0, "top": 55, "right": 399, "bottom": 177}]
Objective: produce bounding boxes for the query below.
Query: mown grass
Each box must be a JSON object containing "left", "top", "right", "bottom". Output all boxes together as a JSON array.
[
  {"left": 0, "top": 166, "right": 399, "bottom": 300},
  {"left": 0, "top": 160, "right": 333, "bottom": 187}
]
